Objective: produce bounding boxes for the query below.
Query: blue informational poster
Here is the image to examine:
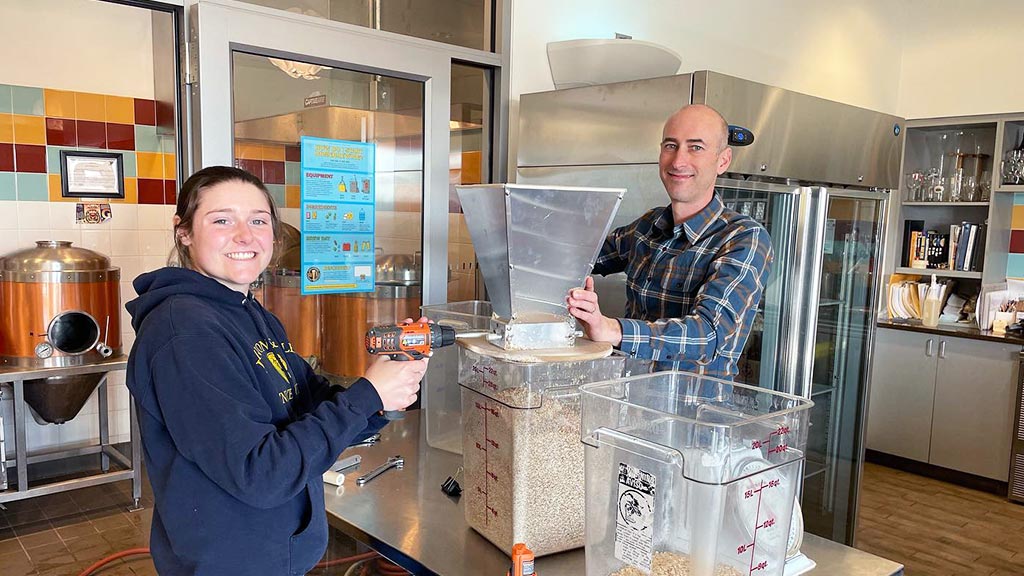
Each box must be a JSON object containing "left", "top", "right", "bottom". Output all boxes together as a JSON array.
[{"left": 299, "top": 137, "right": 376, "bottom": 294}]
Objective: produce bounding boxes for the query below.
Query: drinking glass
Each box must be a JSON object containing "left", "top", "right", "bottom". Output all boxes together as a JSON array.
[
  {"left": 905, "top": 171, "right": 926, "bottom": 201},
  {"left": 926, "top": 168, "right": 944, "bottom": 201},
  {"left": 980, "top": 170, "right": 992, "bottom": 201},
  {"left": 948, "top": 169, "right": 963, "bottom": 202},
  {"left": 961, "top": 174, "right": 977, "bottom": 202}
]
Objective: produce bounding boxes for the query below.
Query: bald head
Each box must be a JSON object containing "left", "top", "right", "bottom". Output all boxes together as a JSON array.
[{"left": 664, "top": 104, "right": 730, "bottom": 153}]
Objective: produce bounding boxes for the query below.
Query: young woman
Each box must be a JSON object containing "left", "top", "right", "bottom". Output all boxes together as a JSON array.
[{"left": 126, "top": 166, "right": 426, "bottom": 575}]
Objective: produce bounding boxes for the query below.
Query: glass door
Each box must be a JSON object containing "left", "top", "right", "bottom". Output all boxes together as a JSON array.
[
  {"left": 231, "top": 50, "right": 426, "bottom": 381},
  {"left": 720, "top": 181, "right": 889, "bottom": 545},
  {"left": 188, "top": 1, "right": 480, "bottom": 381},
  {"left": 715, "top": 178, "right": 802, "bottom": 394},
  {"left": 800, "top": 189, "right": 888, "bottom": 544},
  {"left": 189, "top": 0, "right": 455, "bottom": 304}
]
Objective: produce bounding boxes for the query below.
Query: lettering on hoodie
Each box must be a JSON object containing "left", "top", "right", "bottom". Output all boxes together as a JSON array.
[{"left": 252, "top": 339, "right": 300, "bottom": 405}]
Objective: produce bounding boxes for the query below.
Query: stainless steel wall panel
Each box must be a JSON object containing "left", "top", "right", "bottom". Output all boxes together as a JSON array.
[
  {"left": 517, "top": 74, "right": 692, "bottom": 168},
  {"left": 694, "top": 71, "right": 904, "bottom": 190}
]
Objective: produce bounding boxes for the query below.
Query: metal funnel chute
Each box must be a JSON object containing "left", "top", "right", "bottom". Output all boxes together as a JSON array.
[{"left": 455, "top": 184, "right": 623, "bottom": 350}]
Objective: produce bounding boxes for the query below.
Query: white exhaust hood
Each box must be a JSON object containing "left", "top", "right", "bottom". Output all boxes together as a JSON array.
[{"left": 547, "top": 38, "right": 682, "bottom": 90}]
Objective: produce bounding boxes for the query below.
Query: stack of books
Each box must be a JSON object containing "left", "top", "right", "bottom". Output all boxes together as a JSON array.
[
  {"left": 902, "top": 220, "right": 984, "bottom": 271},
  {"left": 947, "top": 222, "right": 984, "bottom": 271}
]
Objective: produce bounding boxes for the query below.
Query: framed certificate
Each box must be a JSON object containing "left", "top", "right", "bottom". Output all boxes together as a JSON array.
[{"left": 60, "top": 150, "right": 125, "bottom": 199}]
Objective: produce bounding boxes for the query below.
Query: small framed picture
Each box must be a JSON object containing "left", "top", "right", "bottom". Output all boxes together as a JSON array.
[{"left": 60, "top": 150, "right": 125, "bottom": 199}]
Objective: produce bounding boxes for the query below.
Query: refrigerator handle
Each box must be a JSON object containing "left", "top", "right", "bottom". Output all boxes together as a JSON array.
[{"left": 925, "top": 338, "right": 934, "bottom": 357}]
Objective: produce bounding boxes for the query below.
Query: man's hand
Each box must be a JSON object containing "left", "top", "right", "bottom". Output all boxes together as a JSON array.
[{"left": 566, "top": 276, "right": 622, "bottom": 346}]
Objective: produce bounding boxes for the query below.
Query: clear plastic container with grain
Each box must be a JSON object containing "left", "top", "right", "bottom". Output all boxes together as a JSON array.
[
  {"left": 419, "top": 300, "right": 492, "bottom": 454},
  {"left": 581, "top": 372, "right": 813, "bottom": 576},
  {"left": 458, "top": 345, "right": 650, "bottom": 556}
]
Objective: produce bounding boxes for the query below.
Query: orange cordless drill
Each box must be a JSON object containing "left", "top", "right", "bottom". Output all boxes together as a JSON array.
[{"left": 364, "top": 322, "right": 456, "bottom": 419}]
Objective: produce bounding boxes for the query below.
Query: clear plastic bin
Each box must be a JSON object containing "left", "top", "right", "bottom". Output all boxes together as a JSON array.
[
  {"left": 420, "top": 301, "right": 492, "bottom": 454},
  {"left": 458, "top": 346, "right": 651, "bottom": 556},
  {"left": 580, "top": 372, "right": 813, "bottom": 576}
]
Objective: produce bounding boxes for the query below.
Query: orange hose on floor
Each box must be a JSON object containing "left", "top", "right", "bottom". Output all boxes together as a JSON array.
[
  {"left": 77, "top": 549, "right": 150, "bottom": 576},
  {"left": 78, "top": 548, "right": 382, "bottom": 575}
]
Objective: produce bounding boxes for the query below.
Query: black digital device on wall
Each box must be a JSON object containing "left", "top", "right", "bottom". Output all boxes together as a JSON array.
[{"left": 728, "top": 125, "right": 755, "bottom": 147}]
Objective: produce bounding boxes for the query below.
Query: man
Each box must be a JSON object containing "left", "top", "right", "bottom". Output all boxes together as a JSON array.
[{"left": 567, "top": 104, "right": 773, "bottom": 380}]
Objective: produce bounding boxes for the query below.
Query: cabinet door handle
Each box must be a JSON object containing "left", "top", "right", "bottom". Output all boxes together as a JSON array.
[
  {"left": 938, "top": 340, "right": 946, "bottom": 359},
  {"left": 925, "top": 338, "right": 933, "bottom": 357}
]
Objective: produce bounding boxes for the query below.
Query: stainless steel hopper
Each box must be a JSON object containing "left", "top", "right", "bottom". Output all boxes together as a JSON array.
[{"left": 455, "top": 184, "right": 623, "bottom": 350}]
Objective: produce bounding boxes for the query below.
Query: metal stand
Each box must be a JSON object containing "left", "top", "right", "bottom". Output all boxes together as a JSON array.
[{"left": 0, "top": 357, "right": 142, "bottom": 510}]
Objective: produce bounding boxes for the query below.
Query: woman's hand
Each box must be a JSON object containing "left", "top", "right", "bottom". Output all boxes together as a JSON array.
[{"left": 364, "top": 354, "right": 428, "bottom": 411}]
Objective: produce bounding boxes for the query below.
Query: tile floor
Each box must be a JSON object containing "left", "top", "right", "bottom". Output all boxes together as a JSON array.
[
  {"left": 0, "top": 473, "right": 155, "bottom": 576},
  {"left": 0, "top": 455, "right": 382, "bottom": 575}
]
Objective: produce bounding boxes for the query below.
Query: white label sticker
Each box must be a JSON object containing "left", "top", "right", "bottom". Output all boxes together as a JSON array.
[{"left": 614, "top": 462, "right": 656, "bottom": 571}]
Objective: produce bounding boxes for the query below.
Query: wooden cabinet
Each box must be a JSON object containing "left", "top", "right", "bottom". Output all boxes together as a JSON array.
[{"left": 867, "top": 327, "right": 1019, "bottom": 481}]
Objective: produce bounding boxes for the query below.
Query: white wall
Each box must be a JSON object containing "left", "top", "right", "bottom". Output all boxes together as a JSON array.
[
  {"left": 512, "top": 0, "right": 905, "bottom": 112},
  {"left": 510, "top": 0, "right": 1024, "bottom": 135},
  {"left": 508, "top": 0, "right": 906, "bottom": 172},
  {"left": 897, "top": 0, "right": 1024, "bottom": 119},
  {"left": 0, "top": 0, "right": 155, "bottom": 99}
]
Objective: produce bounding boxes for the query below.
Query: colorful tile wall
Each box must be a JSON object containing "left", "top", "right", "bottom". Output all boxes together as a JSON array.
[
  {"left": 1007, "top": 195, "right": 1024, "bottom": 278},
  {"left": 234, "top": 141, "right": 302, "bottom": 208},
  {"left": 0, "top": 83, "right": 177, "bottom": 204}
]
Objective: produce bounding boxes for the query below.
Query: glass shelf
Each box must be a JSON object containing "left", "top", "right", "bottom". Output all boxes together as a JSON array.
[
  {"left": 811, "top": 382, "right": 834, "bottom": 398},
  {"left": 804, "top": 459, "right": 828, "bottom": 481},
  {"left": 903, "top": 202, "right": 989, "bottom": 207},
  {"left": 894, "top": 267, "right": 981, "bottom": 279}
]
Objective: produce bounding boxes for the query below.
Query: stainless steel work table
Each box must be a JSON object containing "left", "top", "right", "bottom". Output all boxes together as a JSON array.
[{"left": 325, "top": 411, "right": 904, "bottom": 575}]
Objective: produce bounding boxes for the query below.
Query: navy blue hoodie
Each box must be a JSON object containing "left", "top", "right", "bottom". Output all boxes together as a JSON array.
[{"left": 126, "top": 267, "right": 386, "bottom": 575}]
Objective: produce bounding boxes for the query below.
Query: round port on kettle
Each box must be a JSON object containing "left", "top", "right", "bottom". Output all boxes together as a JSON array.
[{"left": 48, "top": 311, "right": 101, "bottom": 355}]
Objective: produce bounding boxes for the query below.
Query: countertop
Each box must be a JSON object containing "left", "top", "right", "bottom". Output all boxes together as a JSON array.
[
  {"left": 324, "top": 411, "right": 904, "bottom": 576},
  {"left": 877, "top": 318, "right": 1024, "bottom": 345}
]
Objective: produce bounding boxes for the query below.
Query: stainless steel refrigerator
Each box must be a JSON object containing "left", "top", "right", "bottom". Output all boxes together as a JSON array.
[{"left": 516, "top": 71, "right": 903, "bottom": 545}]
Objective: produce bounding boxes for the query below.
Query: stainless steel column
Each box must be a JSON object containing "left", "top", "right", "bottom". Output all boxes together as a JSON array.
[
  {"left": 98, "top": 378, "right": 110, "bottom": 473},
  {"left": 0, "top": 387, "right": 6, "bottom": 491},
  {"left": 13, "top": 379, "right": 27, "bottom": 494}
]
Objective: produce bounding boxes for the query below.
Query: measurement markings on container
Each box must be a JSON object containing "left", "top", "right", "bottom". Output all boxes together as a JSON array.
[
  {"left": 474, "top": 399, "right": 501, "bottom": 524},
  {"left": 614, "top": 462, "right": 656, "bottom": 572},
  {"left": 750, "top": 425, "right": 790, "bottom": 450},
  {"left": 738, "top": 478, "right": 780, "bottom": 575}
]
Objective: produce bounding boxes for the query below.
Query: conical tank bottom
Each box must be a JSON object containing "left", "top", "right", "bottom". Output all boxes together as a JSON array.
[
  {"left": 24, "top": 373, "right": 105, "bottom": 424},
  {"left": 455, "top": 184, "right": 623, "bottom": 327}
]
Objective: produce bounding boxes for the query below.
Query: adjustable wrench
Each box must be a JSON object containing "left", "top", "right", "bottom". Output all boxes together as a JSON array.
[
  {"left": 348, "top": 433, "right": 381, "bottom": 448},
  {"left": 355, "top": 455, "right": 404, "bottom": 486}
]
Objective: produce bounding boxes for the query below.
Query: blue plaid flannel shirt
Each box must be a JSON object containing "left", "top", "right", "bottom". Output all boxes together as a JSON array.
[{"left": 593, "top": 193, "right": 773, "bottom": 380}]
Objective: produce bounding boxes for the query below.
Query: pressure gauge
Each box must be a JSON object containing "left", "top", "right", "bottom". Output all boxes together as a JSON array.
[{"left": 35, "top": 342, "right": 54, "bottom": 359}]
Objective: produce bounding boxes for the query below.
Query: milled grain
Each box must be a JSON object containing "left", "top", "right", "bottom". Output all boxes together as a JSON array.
[
  {"left": 462, "top": 386, "right": 585, "bottom": 556},
  {"left": 610, "top": 551, "right": 745, "bottom": 576}
]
